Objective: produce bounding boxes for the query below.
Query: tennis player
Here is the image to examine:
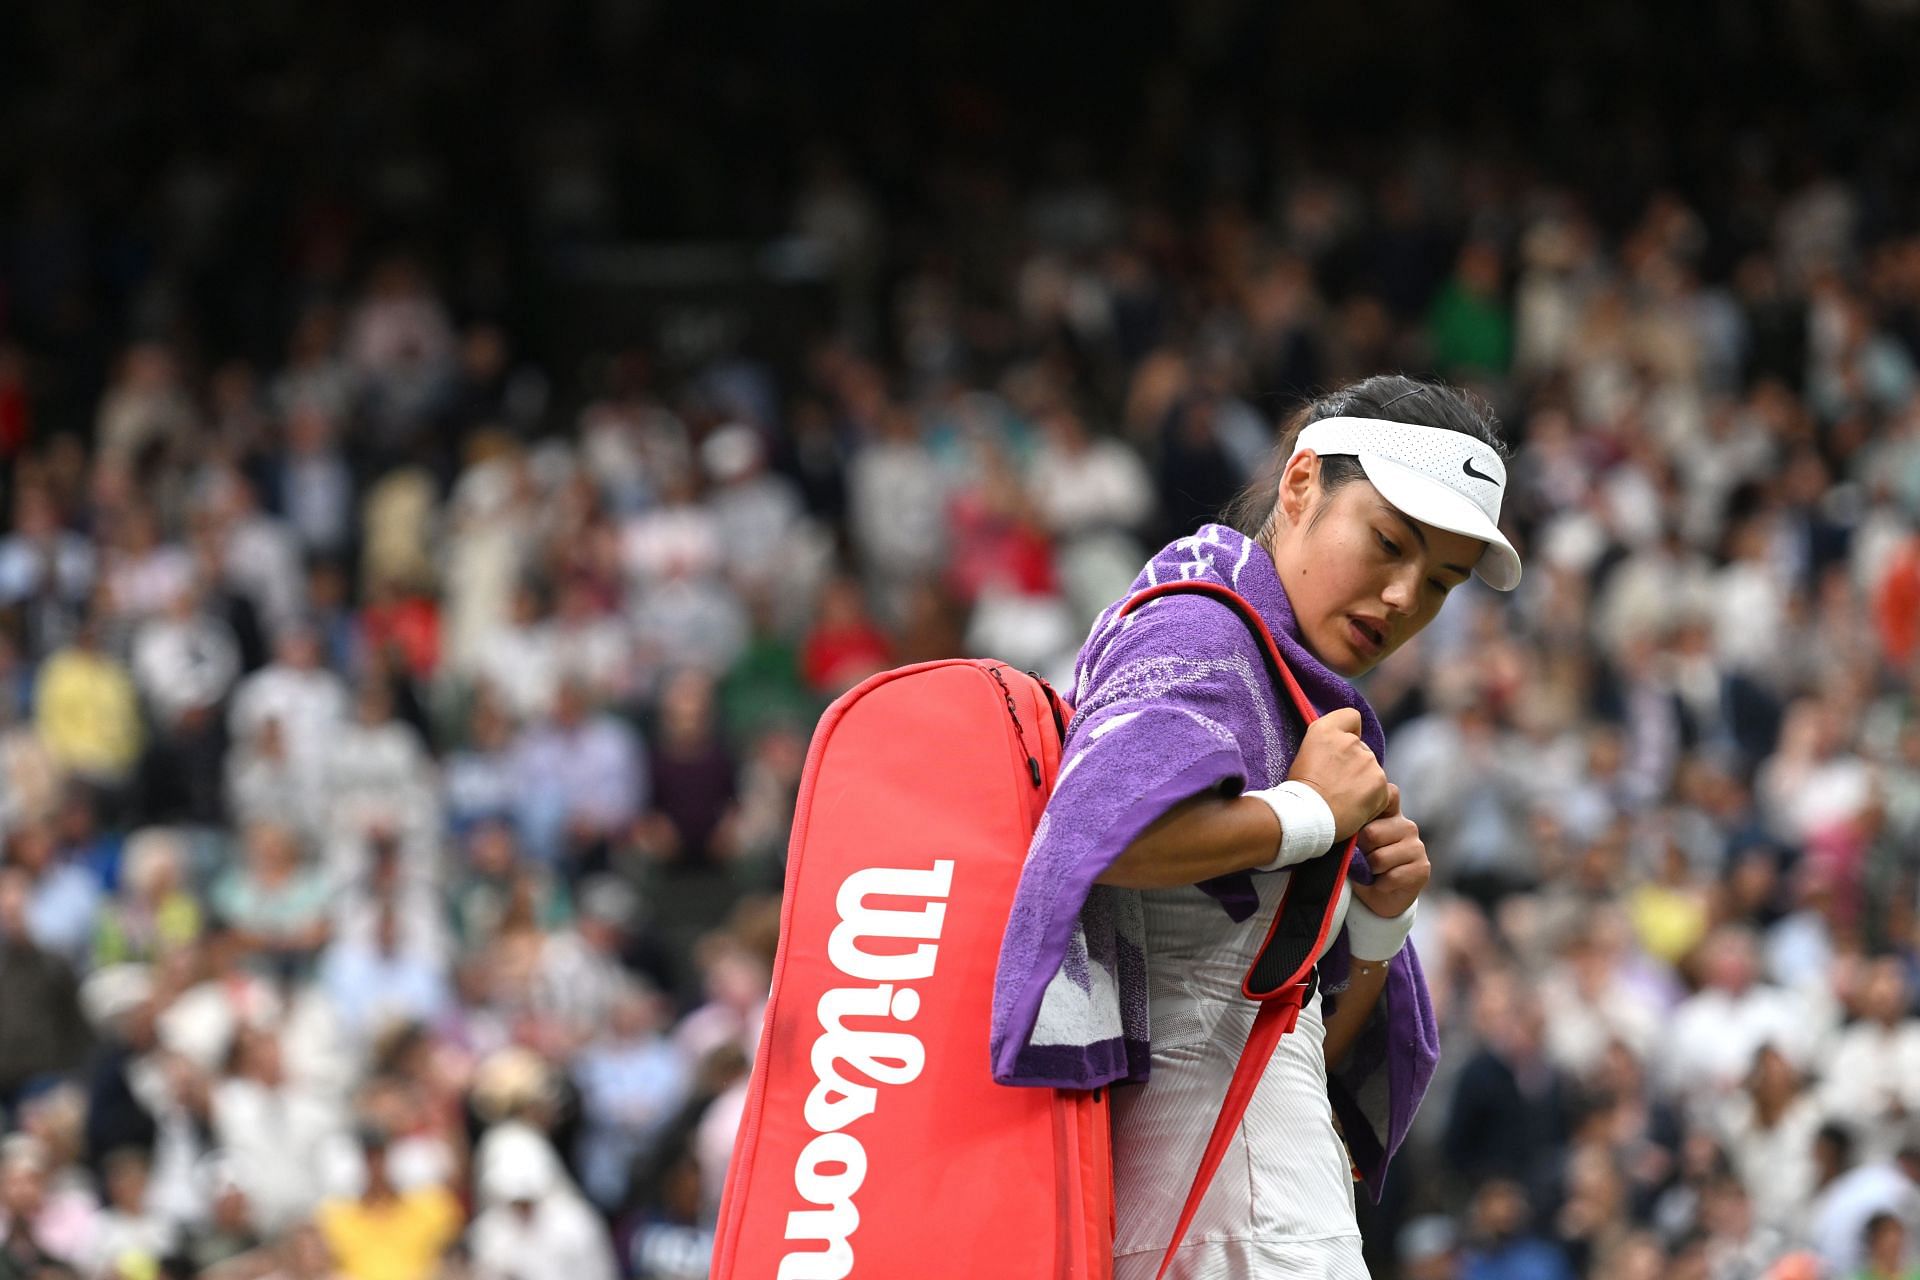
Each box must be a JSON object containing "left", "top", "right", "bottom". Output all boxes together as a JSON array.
[{"left": 1092, "top": 374, "right": 1521, "bottom": 1277}]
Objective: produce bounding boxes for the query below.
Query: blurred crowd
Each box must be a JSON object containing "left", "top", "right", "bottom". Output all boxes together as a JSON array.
[{"left": 8, "top": 4, "right": 1920, "bottom": 1280}]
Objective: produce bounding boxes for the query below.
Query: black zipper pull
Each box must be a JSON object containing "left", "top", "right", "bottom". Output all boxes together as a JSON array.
[{"left": 986, "top": 665, "right": 1046, "bottom": 789}]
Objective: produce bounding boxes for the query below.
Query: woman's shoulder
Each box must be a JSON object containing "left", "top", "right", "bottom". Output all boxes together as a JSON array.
[
  {"left": 1085, "top": 580, "right": 1269, "bottom": 668},
  {"left": 1070, "top": 526, "right": 1279, "bottom": 695},
  {"left": 1072, "top": 588, "right": 1277, "bottom": 720}
]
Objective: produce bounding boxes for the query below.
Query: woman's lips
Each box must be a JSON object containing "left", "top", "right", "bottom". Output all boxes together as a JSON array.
[{"left": 1347, "top": 616, "right": 1385, "bottom": 657}]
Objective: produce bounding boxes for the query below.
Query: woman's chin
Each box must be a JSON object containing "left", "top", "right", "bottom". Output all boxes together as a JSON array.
[
  {"left": 1332, "top": 652, "right": 1377, "bottom": 679},
  {"left": 1302, "top": 628, "right": 1373, "bottom": 679}
]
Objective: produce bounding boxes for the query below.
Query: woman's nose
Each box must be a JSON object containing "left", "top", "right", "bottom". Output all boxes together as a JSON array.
[{"left": 1381, "top": 569, "right": 1419, "bottom": 613}]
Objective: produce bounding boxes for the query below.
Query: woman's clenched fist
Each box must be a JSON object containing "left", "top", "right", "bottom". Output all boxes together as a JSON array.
[{"left": 1285, "top": 707, "right": 1390, "bottom": 841}]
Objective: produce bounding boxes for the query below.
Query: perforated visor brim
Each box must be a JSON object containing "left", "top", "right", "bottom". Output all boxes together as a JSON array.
[{"left": 1356, "top": 452, "right": 1523, "bottom": 590}]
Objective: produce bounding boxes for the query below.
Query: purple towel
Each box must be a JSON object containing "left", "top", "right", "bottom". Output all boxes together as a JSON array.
[{"left": 989, "top": 523, "right": 1440, "bottom": 1201}]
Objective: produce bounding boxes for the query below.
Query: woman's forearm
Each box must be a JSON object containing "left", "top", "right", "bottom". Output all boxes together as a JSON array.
[
  {"left": 1322, "top": 958, "right": 1390, "bottom": 1070},
  {"left": 1093, "top": 791, "right": 1279, "bottom": 888}
]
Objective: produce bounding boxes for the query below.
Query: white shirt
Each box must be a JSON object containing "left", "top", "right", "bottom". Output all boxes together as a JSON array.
[
  {"left": 1028, "top": 440, "right": 1155, "bottom": 537},
  {"left": 229, "top": 665, "right": 350, "bottom": 778},
  {"left": 1662, "top": 984, "right": 1832, "bottom": 1102},
  {"left": 1716, "top": 1093, "right": 1823, "bottom": 1228},
  {"left": 323, "top": 719, "right": 438, "bottom": 833},
  {"left": 1111, "top": 872, "right": 1368, "bottom": 1278},
  {"left": 849, "top": 441, "right": 946, "bottom": 577},
  {"left": 131, "top": 613, "right": 240, "bottom": 723},
  {"left": 621, "top": 505, "right": 723, "bottom": 584},
  {"left": 470, "top": 1195, "right": 618, "bottom": 1280},
  {"left": 1807, "top": 1162, "right": 1920, "bottom": 1277},
  {"left": 211, "top": 1077, "right": 348, "bottom": 1233},
  {"left": 1820, "top": 1020, "right": 1920, "bottom": 1156},
  {"left": 471, "top": 622, "right": 562, "bottom": 720},
  {"left": 103, "top": 546, "right": 195, "bottom": 620},
  {"left": 1537, "top": 964, "right": 1662, "bottom": 1077},
  {"left": 223, "top": 513, "right": 306, "bottom": 632}
]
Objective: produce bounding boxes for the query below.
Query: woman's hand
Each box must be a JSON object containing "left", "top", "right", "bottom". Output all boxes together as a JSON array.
[
  {"left": 1349, "top": 784, "right": 1429, "bottom": 920},
  {"left": 1285, "top": 707, "right": 1390, "bottom": 841}
]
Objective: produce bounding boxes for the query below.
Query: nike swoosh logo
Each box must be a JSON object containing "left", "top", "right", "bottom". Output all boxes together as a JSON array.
[{"left": 1462, "top": 457, "right": 1497, "bottom": 485}]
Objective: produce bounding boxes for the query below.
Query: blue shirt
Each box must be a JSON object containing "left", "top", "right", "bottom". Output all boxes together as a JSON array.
[{"left": 1463, "top": 1238, "right": 1577, "bottom": 1280}]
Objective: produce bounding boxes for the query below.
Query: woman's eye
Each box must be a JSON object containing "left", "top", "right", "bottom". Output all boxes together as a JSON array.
[
  {"left": 1377, "top": 533, "right": 1400, "bottom": 556},
  {"left": 1428, "top": 578, "right": 1450, "bottom": 594}
]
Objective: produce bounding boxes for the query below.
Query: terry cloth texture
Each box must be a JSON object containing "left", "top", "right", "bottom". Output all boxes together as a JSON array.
[{"left": 989, "top": 522, "right": 1441, "bottom": 1199}]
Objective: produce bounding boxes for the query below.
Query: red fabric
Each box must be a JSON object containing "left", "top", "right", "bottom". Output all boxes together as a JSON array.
[
  {"left": 799, "top": 623, "right": 893, "bottom": 695},
  {"left": 1874, "top": 536, "right": 1920, "bottom": 669},
  {"left": 945, "top": 491, "right": 1059, "bottom": 603},
  {"left": 0, "top": 372, "right": 27, "bottom": 458},
  {"left": 712, "top": 661, "right": 1112, "bottom": 1280},
  {"left": 360, "top": 596, "right": 441, "bottom": 678}
]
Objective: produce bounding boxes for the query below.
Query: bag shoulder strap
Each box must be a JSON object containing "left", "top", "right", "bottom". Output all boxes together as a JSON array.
[{"left": 1114, "top": 580, "right": 1358, "bottom": 1280}]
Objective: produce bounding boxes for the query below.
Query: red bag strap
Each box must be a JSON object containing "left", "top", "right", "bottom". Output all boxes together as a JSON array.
[
  {"left": 1152, "top": 989, "right": 1310, "bottom": 1280},
  {"left": 1114, "top": 580, "right": 1358, "bottom": 1278}
]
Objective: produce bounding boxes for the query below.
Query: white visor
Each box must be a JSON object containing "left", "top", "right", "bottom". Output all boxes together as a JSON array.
[{"left": 1289, "top": 416, "right": 1522, "bottom": 590}]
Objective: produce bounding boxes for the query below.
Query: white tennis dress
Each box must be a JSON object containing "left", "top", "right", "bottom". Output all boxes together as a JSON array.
[{"left": 1110, "top": 868, "right": 1370, "bottom": 1280}]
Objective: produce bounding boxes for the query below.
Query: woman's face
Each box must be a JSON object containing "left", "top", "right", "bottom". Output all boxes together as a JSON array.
[{"left": 1267, "top": 450, "right": 1486, "bottom": 677}]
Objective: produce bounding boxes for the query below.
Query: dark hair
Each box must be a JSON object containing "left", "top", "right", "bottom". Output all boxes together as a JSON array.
[
  {"left": 1220, "top": 374, "right": 1508, "bottom": 542},
  {"left": 1866, "top": 1211, "right": 1904, "bottom": 1243},
  {"left": 1815, "top": 1121, "right": 1855, "bottom": 1165}
]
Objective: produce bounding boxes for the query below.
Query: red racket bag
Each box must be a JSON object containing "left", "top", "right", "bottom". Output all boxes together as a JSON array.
[
  {"left": 712, "top": 583, "right": 1350, "bottom": 1280},
  {"left": 711, "top": 658, "right": 1113, "bottom": 1280}
]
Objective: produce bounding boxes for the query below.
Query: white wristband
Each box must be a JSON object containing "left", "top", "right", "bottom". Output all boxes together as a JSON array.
[
  {"left": 1345, "top": 895, "right": 1419, "bottom": 962},
  {"left": 1245, "top": 780, "right": 1337, "bottom": 872}
]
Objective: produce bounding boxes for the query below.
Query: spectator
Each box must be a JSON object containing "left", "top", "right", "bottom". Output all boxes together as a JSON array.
[
  {"left": 85, "top": 1146, "right": 175, "bottom": 1276},
  {"left": 798, "top": 575, "right": 891, "bottom": 697},
  {"left": 274, "top": 405, "right": 356, "bottom": 560},
  {"left": 1719, "top": 1046, "right": 1822, "bottom": 1228},
  {"left": 1663, "top": 926, "right": 1831, "bottom": 1100},
  {"left": 700, "top": 423, "right": 810, "bottom": 598},
  {"left": 211, "top": 1026, "right": 343, "bottom": 1234},
  {"left": 643, "top": 670, "right": 736, "bottom": 868},
  {"left": 0, "top": 1135, "right": 89, "bottom": 1277},
  {"left": 507, "top": 680, "right": 644, "bottom": 867},
  {"left": 1459, "top": 1180, "right": 1574, "bottom": 1280},
  {"left": 449, "top": 821, "right": 568, "bottom": 950},
  {"left": 31, "top": 620, "right": 141, "bottom": 792},
  {"left": 1809, "top": 1137, "right": 1920, "bottom": 1279},
  {"left": 442, "top": 697, "right": 522, "bottom": 837},
  {"left": 210, "top": 825, "right": 331, "bottom": 977},
  {"left": 128, "top": 581, "right": 240, "bottom": 813},
  {"left": 318, "top": 903, "right": 451, "bottom": 1045},
  {"left": 572, "top": 980, "right": 691, "bottom": 1212},
  {"left": 92, "top": 829, "right": 200, "bottom": 968},
  {"left": 618, "top": 1149, "right": 713, "bottom": 1280},
  {"left": 178, "top": 1157, "right": 263, "bottom": 1274},
  {"left": 1822, "top": 959, "right": 1920, "bottom": 1159},
  {"left": 11, "top": 20, "right": 1920, "bottom": 1274},
  {"left": 3, "top": 825, "right": 99, "bottom": 971},
  {"left": 98, "top": 507, "right": 195, "bottom": 627},
  {"left": 1856, "top": 1211, "right": 1920, "bottom": 1280},
  {"left": 1441, "top": 973, "right": 1572, "bottom": 1206},
  {"left": 314, "top": 1127, "right": 460, "bottom": 1280},
  {"left": 226, "top": 715, "right": 328, "bottom": 847},
  {"left": 0, "top": 872, "right": 91, "bottom": 1116},
  {"left": 1398, "top": 1215, "right": 1462, "bottom": 1280},
  {"left": 227, "top": 627, "right": 350, "bottom": 793},
  {"left": 468, "top": 1122, "right": 616, "bottom": 1280},
  {"left": 320, "top": 682, "right": 436, "bottom": 840},
  {"left": 469, "top": 583, "right": 560, "bottom": 724},
  {"left": 0, "top": 486, "right": 93, "bottom": 659}
]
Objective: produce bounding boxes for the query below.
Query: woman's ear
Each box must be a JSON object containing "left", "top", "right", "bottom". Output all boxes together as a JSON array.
[{"left": 1275, "top": 449, "right": 1319, "bottom": 528}]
